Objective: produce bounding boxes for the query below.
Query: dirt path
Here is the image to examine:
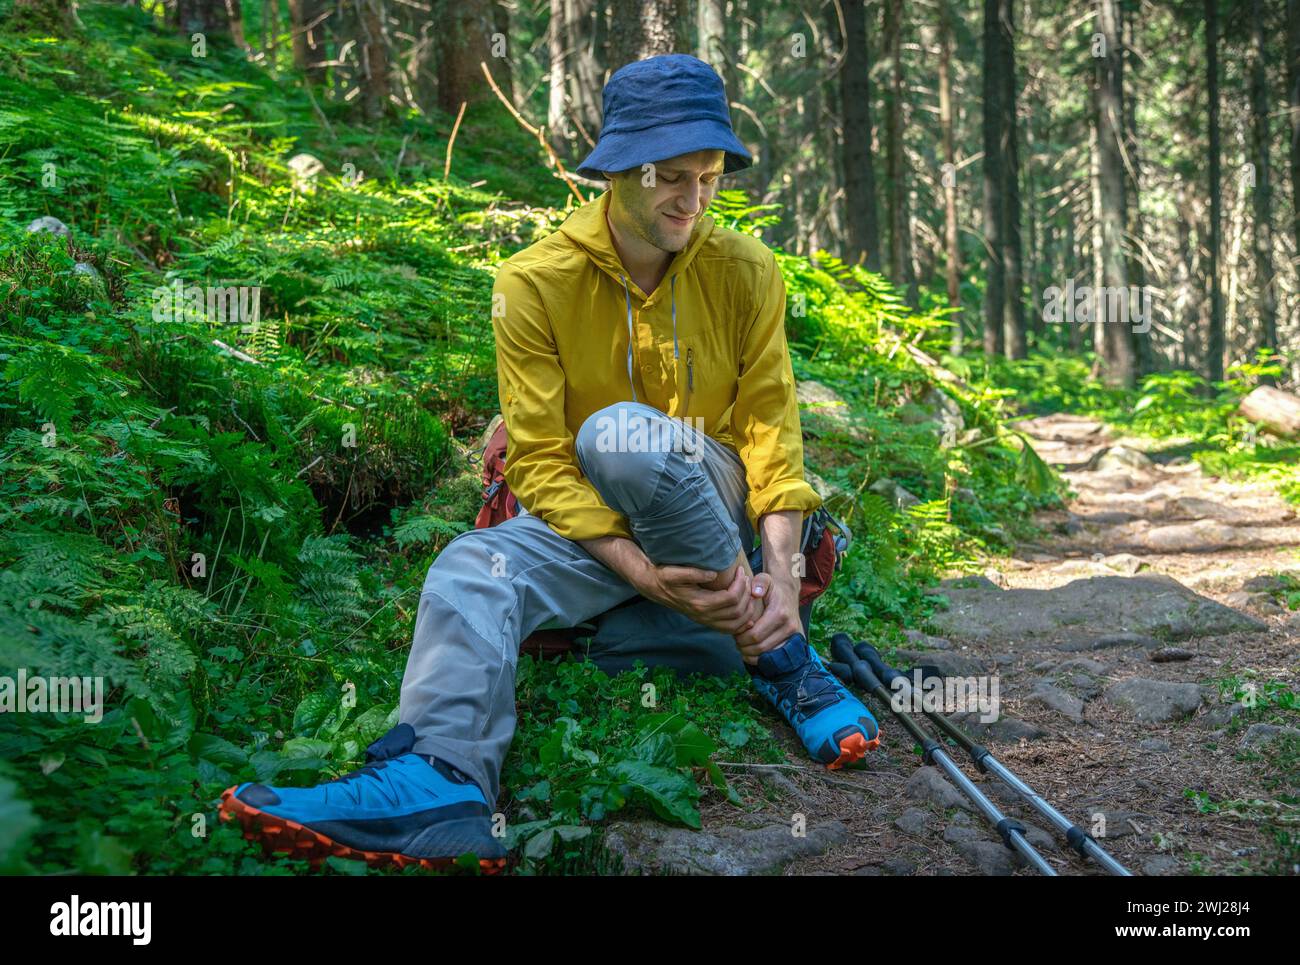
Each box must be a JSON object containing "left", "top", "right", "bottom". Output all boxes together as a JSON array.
[{"left": 607, "top": 415, "right": 1300, "bottom": 876}]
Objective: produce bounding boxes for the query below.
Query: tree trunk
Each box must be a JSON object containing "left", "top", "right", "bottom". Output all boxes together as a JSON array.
[
  {"left": 225, "top": 0, "right": 247, "bottom": 50},
  {"left": 840, "top": 0, "right": 883, "bottom": 272},
  {"left": 1288, "top": 0, "right": 1300, "bottom": 277},
  {"left": 883, "top": 0, "right": 917, "bottom": 304},
  {"left": 1088, "top": 96, "right": 1104, "bottom": 366},
  {"left": 1224, "top": 161, "right": 1250, "bottom": 364},
  {"left": 1122, "top": 0, "right": 1151, "bottom": 376},
  {"left": 697, "top": 0, "right": 732, "bottom": 98},
  {"left": 357, "top": 0, "right": 390, "bottom": 120},
  {"left": 1066, "top": 191, "right": 1086, "bottom": 353},
  {"left": 567, "top": 0, "right": 603, "bottom": 141},
  {"left": 548, "top": 0, "right": 570, "bottom": 152},
  {"left": 939, "top": 0, "right": 962, "bottom": 351},
  {"left": 9, "top": 0, "right": 75, "bottom": 32},
  {"left": 260, "top": 0, "right": 272, "bottom": 56},
  {"left": 1001, "top": 0, "right": 1025, "bottom": 359},
  {"left": 286, "top": 0, "right": 327, "bottom": 82},
  {"left": 436, "top": 0, "right": 494, "bottom": 114},
  {"left": 1174, "top": 179, "right": 1201, "bottom": 370},
  {"left": 1206, "top": 0, "right": 1225, "bottom": 383},
  {"left": 607, "top": 0, "right": 683, "bottom": 70},
  {"left": 1250, "top": 0, "right": 1278, "bottom": 357},
  {"left": 177, "top": 0, "right": 229, "bottom": 36},
  {"left": 1094, "top": 0, "right": 1135, "bottom": 387},
  {"left": 982, "top": 0, "right": 1006, "bottom": 356},
  {"left": 494, "top": 0, "right": 515, "bottom": 105},
  {"left": 1025, "top": 85, "right": 1040, "bottom": 350}
]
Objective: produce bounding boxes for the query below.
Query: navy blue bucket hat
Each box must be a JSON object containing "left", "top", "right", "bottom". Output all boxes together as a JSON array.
[{"left": 577, "top": 54, "right": 752, "bottom": 180}]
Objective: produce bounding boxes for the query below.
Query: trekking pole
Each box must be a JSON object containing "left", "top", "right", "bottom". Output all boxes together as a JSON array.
[
  {"left": 853, "top": 640, "right": 1133, "bottom": 877},
  {"left": 827, "top": 634, "right": 1057, "bottom": 876}
]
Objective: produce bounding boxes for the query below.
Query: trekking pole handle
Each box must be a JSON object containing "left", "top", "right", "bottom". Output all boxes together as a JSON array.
[
  {"left": 854, "top": 642, "right": 905, "bottom": 688},
  {"left": 830, "top": 634, "right": 885, "bottom": 692}
]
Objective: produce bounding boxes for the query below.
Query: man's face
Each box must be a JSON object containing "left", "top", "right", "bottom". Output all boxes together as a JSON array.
[{"left": 607, "top": 149, "right": 725, "bottom": 253}]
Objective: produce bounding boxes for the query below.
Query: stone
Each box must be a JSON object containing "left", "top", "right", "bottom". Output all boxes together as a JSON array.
[
  {"left": 1092, "top": 810, "right": 1146, "bottom": 839},
  {"left": 896, "top": 649, "right": 985, "bottom": 677},
  {"left": 881, "top": 856, "right": 917, "bottom": 876},
  {"left": 1143, "top": 855, "right": 1180, "bottom": 876},
  {"left": 287, "top": 153, "right": 326, "bottom": 193},
  {"left": 982, "top": 569, "right": 1012, "bottom": 589},
  {"left": 928, "top": 574, "right": 1265, "bottom": 644},
  {"left": 1059, "top": 631, "right": 1162, "bottom": 652},
  {"left": 1150, "top": 647, "right": 1195, "bottom": 663},
  {"left": 980, "top": 523, "right": 1011, "bottom": 543},
  {"left": 754, "top": 767, "right": 805, "bottom": 803},
  {"left": 804, "top": 468, "right": 851, "bottom": 509},
  {"left": 1022, "top": 822, "right": 1057, "bottom": 852},
  {"left": 1104, "top": 678, "right": 1203, "bottom": 722},
  {"left": 1242, "top": 574, "right": 1287, "bottom": 594},
  {"left": 894, "top": 807, "right": 931, "bottom": 836},
  {"left": 1249, "top": 596, "right": 1286, "bottom": 616},
  {"left": 1238, "top": 385, "right": 1300, "bottom": 439},
  {"left": 1201, "top": 702, "right": 1244, "bottom": 728},
  {"left": 1087, "top": 445, "right": 1155, "bottom": 473},
  {"left": 905, "top": 766, "right": 971, "bottom": 811},
  {"left": 1053, "top": 559, "right": 1105, "bottom": 576},
  {"left": 1139, "top": 520, "right": 1259, "bottom": 553},
  {"left": 26, "top": 216, "right": 69, "bottom": 236},
  {"left": 987, "top": 781, "right": 1021, "bottom": 806},
  {"left": 943, "top": 828, "right": 1024, "bottom": 875},
  {"left": 869, "top": 477, "right": 920, "bottom": 510},
  {"left": 797, "top": 380, "right": 863, "bottom": 440},
  {"left": 1056, "top": 658, "right": 1110, "bottom": 675},
  {"left": 949, "top": 713, "right": 1048, "bottom": 743},
  {"left": 1013, "top": 413, "right": 1112, "bottom": 444},
  {"left": 942, "top": 823, "right": 981, "bottom": 844},
  {"left": 1101, "top": 553, "right": 1145, "bottom": 576},
  {"left": 1028, "top": 680, "right": 1085, "bottom": 722},
  {"left": 903, "top": 629, "right": 953, "bottom": 651},
  {"left": 923, "top": 387, "right": 965, "bottom": 447},
  {"left": 1241, "top": 723, "right": 1300, "bottom": 747},
  {"left": 602, "top": 818, "right": 848, "bottom": 876}
]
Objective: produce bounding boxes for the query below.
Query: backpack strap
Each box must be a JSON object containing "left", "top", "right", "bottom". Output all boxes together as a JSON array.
[{"left": 473, "top": 418, "right": 518, "bottom": 529}]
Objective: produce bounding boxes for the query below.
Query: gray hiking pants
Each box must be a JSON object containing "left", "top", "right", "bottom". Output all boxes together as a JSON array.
[{"left": 398, "top": 401, "right": 758, "bottom": 805}]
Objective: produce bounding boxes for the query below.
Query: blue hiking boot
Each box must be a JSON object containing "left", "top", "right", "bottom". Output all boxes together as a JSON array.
[
  {"left": 219, "top": 724, "right": 507, "bottom": 873},
  {"left": 750, "top": 634, "right": 881, "bottom": 768}
]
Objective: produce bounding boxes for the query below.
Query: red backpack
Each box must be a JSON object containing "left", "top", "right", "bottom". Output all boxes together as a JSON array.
[{"left": 472, "top": 417, "right": 848, "bottom": 658}]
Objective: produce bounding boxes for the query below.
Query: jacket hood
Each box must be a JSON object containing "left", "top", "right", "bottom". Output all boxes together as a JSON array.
[{"left": 558, "top": 190, "right": 715, "bottom": 295}]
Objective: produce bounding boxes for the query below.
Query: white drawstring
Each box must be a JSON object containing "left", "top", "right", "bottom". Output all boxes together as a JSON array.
[
  {"left": 620, "top": 273, "right": 680, "bottom": 403},
  {"left": 620, "top": 275, "right": 638, "bottom": 403},
  {"left": 671, "top": 274, "right": 679, "bottom": 360}
]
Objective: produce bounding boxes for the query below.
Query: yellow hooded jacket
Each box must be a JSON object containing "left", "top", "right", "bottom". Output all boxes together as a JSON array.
[{"left": 490, "top": 190, "right": 822, "bottom": 542}]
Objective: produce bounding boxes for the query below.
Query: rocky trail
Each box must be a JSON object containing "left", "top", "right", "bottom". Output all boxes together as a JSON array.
[{"left": 603, "top": 414, "right": 1300, "bottom": 876}]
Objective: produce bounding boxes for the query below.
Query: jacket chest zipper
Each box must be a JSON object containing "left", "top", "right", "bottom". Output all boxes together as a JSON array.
[{"left": 683, "top": 346, "right": 695, "bottom": 410}]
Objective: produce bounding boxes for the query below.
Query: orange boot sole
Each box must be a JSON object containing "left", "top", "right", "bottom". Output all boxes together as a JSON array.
[
  {"left": 219, "top": 786, "right": 508, "bottom": 875},
  {"left": 826, "top": 725, "right": 883, "bottom": 770}
]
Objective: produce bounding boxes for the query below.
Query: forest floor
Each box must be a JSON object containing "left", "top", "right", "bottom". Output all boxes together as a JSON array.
[{"left": 601, "top": 414, "right": 1300, "bottom": 876}]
